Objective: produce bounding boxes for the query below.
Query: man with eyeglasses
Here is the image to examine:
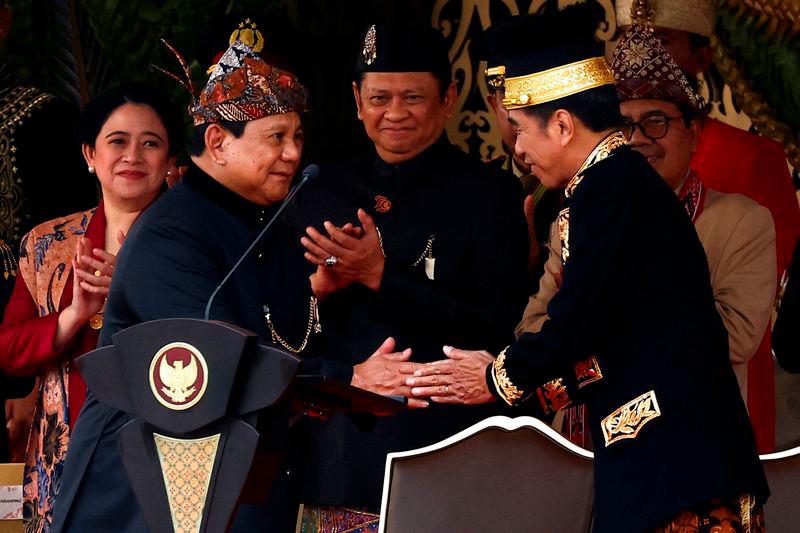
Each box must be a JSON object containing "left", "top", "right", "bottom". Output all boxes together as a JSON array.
[
  {"left": 617, "top": 0, "right": 799, "bottom": 454},
  {"left": 613, "top": 24, "right": 777, "bottom": 418}
]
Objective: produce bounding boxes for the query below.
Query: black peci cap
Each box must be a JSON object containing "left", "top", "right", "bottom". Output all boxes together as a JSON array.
[
  {"left": 500, "top": 2, "right": 613, "bottom": 109},
  {"left": 354, "top": 24, "right": 451, "bottom": 84}
]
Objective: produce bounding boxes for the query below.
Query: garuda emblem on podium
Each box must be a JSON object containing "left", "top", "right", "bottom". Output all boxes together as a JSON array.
[{"left": 149, "top": 342, "right": 209, "bottom": 410}]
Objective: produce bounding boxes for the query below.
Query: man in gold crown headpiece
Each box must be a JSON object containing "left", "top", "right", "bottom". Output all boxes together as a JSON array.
[
  {"left": 407, "top": 4, "right": 768, "bottom": 531},
  {"left": 617, "top": 0, "right": 800, "bottom": 453}
]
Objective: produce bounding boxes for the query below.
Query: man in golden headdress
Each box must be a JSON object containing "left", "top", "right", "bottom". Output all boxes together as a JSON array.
[
  {"left": 406, "top": 4, "right": 768, "bottom": 531},
  {"left": 617, "top": 0, "right": 800, "bottom": 452}
]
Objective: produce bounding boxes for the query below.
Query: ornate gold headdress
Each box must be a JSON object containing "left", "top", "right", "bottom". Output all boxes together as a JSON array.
[{"left": 502, "top": 57, "right": 615, "bottom": 109}]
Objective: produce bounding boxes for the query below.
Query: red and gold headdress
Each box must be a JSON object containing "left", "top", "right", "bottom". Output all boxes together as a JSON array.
[
  {"left": 156, "top": 21, "right": 307, "bottom": 126},
  {"left": 610, "top": 24, "right": 708, "bottom": 116}
]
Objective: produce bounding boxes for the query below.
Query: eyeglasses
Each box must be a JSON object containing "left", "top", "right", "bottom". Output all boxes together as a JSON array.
[{"left": 621, "top": 114, "right": 684, "bottom": 141}]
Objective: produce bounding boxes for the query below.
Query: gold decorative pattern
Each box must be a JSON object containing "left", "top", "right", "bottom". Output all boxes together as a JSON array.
[
  {"left": 502, "top": 57, "right": 615, "bottom": 109},
  {"left": 556, "top": 207, "right": 570, "bottom": 265},
  {"left": 536, "top": 378, "right": 572, "bottom": 415},
  {"left": 565, "top": 131, "right": 627, "bottom": 198},
  {"left": 484, "top": 65, "right": 505, "bottom": 90},
  {"left": 575, "top": 356, "right": 603, "bottom": 389},
  {"left": 601, "top": 390, "right": 661, "bottom": 447},
  {"left": 0, "top": 87, "right": 55, "bottom": 247},
  {"left": 491, "top": 347, "right": 524, "bottom": 405},
  {"left": 154, "top": 433, "right": 220, "bottom": 533}
]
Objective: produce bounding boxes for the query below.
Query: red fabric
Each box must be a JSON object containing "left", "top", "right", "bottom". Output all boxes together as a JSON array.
[
  {"left": 691, "top": 118, "right": 800, "bottom": 453},
  {"left": 0, "top": 206, "right": 106, "bottom": 427}
]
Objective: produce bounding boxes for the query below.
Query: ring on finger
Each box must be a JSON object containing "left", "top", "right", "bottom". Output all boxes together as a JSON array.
[
  {"left": 324, "top": 255, "right": 338, "bottom": 268},
  {"left": 94, "top": 269, "right": 102, "bottom": 277},
  {"left": 444, "top": 384, "right": 449, "bottom": 394}
]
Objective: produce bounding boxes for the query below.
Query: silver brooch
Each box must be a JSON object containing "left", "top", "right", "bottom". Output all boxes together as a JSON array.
[{"left": 363, "top": 24, "right": 377, "bottom": 65}]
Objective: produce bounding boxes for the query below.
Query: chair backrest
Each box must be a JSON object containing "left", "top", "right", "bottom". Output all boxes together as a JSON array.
[
  {"left": 379, "top": 416, "right": 594, "bottom": 533},
  {"left": 760, "top": 445, "right": 800, "bottom": 532}
]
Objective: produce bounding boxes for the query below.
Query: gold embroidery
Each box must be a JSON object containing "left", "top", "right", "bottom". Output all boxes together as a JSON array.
[
  {"left": 554, "top": 132, "right": 626, "bottom": 268},
  {"left": 556, "top": 208, "right": 570, "bottom": 265},
  {"left": 503, "top": 57, "right": 615, "bottom": 109},
  {"left": 565, "top": 131, "right": 627, "bottom": 198},
  {"left": 154, "top": 433, "right": 220, "bottom": 533},
  {"left": 601, "top": 390, "right": 661, "bottom": 447},
  {"left": 492, "top": 347, "right": 524, "bottom": 405},
  {"left": 484, "top": 65, "right": 505, "bottom": 90},
  {"left": 575, "top": 356, "right": 603, "bottom": 389},
  {"left": 536, "top": 378, "right": 572, "bottom": 415},
  {"left": 0, "top": 87, "right": 55, "bottom": 247}
]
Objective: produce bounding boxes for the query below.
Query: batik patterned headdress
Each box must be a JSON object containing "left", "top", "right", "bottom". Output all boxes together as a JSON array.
[
  {"left": 610, "top": 23, "right": 708, "bottom": 116},
  {"left": 156, "top": 24, "right": 307, "bottom": 126}
]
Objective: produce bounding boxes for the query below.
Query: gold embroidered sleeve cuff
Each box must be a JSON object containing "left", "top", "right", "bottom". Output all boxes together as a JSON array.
[{"left": 491, "top": 347, "right": 524, "bottom": 405}]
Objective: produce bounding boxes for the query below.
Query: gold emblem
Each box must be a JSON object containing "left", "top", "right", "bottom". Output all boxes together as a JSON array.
[
  {"left": 536, "top": 378, "right": 572, "bottom": 415},
  {"left": 149, "top": 342, "right": 209, "bottom": 410},
  {"left": 601, "top": 390, "right": 661, "bottom": 447},
  {"left": 362, "top": 24, "right": 377, "bottom": 65},
  {"left": 230, "top": 18, "right": 264, "bottom": 52},
  {"left": 89, "top": 313, "right": 103, "bottom": 330},
  {"left": 575, "top": 356, "right": 603, "bottom": 389}
]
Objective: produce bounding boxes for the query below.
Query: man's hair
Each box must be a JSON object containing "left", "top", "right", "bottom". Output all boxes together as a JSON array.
[
  {"left": 521, "top": 85, "right": 623, "bottom": 133},
  {"left": 188, "top": 120, "right": 248, "bottom": 156},
  {"left": 353, "top": 71, "right": 451, "bottom": 100}
]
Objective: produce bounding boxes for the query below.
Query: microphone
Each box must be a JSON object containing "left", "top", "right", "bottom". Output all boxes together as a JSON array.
[{"left": 203, "top": 164, "right": 320, "bottom": 321}]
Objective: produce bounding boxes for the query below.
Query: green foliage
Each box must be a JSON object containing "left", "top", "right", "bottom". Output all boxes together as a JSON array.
[
  {"left": 4, "top": 0, "right": 283, "bottom": 106},
  {"left": 715, "top": 7, "right": 800, "bottom": 136}
]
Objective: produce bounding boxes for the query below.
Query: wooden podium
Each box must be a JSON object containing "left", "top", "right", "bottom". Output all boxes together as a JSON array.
[{"left": 76, "top": 318, "right": 403, "bottom": 533}]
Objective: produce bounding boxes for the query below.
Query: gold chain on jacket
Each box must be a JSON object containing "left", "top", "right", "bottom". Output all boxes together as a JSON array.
[{"left": 264, "top": 296, "right": 321, "bottom": 354}]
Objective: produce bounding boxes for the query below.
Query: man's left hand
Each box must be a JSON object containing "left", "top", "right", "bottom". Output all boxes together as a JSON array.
[
  {"left": 404, "top": 346, "right": 496, "bottom": 405},
  {"left": 301, "top": 209, "right": 384, "bottom": 291}
]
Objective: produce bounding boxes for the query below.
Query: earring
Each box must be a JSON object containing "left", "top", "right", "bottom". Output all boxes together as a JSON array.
[{"left": 87, "top": 166, "right": 95, "bottom": 174}]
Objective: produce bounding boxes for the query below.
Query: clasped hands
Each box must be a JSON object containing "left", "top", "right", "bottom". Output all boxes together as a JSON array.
[
  {"left": 301, "top": 208, "right": 385, "bottom": 298},
  {"left": 351, "top": 338, "right": 497, "bottom": 409}
]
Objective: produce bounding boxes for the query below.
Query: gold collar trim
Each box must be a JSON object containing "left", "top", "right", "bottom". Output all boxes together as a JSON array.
[
  {"left": 565, "top": 131, "right": 627, "bottom": 198},
  {"left": 502, "top": 56, "right": 614, "bottom": 109}
]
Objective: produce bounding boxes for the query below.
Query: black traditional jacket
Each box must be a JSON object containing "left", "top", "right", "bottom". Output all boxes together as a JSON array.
[
  {"left": 289, "top": 136, "right": 530, "bottom": 509},
  {"left": 52, "top": 164, "right": 316, "bottom": 532},
  {"left": 490, "top": 135, "right": 769, "bottom": 532}
]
